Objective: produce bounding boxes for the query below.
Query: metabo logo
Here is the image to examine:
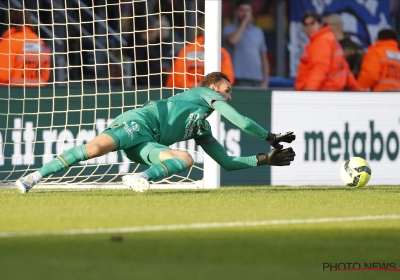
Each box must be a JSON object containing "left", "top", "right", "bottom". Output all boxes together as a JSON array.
[{"left": 305, "top": 121, "right": 399, "bottom": 161}]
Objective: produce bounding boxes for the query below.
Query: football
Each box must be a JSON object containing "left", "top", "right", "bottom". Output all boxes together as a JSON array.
[{"left": 340, "top": 157, "right": 372, "bottom": 188}]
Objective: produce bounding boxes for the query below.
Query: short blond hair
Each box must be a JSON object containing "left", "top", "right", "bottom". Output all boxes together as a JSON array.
[{"left": 201, "top": 72, "right": 230, "bottom": 88}]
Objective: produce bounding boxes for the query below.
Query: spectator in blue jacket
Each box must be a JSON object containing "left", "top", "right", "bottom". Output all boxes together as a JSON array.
[{"left": 222, "top": 0, "right": 269, "bottom": 88}]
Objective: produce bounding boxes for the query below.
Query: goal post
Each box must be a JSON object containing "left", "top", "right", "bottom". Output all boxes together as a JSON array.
[
  {"left": 0, "top": 1, "right": 222, "bottom": 190},
  {"left": 204, "top": 0, "right": 222, "bottom": 189}
]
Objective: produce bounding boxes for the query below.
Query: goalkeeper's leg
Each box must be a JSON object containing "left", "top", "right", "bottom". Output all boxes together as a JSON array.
[
  {"left": 147, "top": 149, "right": 194, "bottom": 180},
  {"left": 121, "top": 144, "right": 194, "bottom": 192},
  {"left": 15, "top": 134, "right": 116, "bottom": 193}
]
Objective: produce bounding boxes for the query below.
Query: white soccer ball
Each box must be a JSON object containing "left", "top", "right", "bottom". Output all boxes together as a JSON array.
[{"left": 340, "top": 157, "right": 371, "bottom": 188}]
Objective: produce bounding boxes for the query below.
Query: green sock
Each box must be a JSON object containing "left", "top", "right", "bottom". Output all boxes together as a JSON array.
[
  {"left": 38, "top": 145, "right": 89, "bottom": 177},
  {"left": 144, "top": 158, "right": 188, "bottom": 181}
]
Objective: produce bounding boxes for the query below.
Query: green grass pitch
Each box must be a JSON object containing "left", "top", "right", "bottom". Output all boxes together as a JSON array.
[{"left": 1, "top": 186, "right": 400, "bottom": 280}]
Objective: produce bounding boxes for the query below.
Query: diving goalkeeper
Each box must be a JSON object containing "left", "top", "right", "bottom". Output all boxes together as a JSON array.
[{"left": 16, "top": 72, "right": 296, "bottom": 193}]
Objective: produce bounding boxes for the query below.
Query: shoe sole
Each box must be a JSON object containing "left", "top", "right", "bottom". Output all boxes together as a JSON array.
[
  {"left": 15, "top": 180, "right": 28, "bottom": 193},
  {"left": 122, "top": 176, "right": 150, "bottom": 193}
]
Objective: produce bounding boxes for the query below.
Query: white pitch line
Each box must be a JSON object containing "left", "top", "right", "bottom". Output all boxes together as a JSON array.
[{"left": 1, "top": 214, "right": 399, "bottom": 238}]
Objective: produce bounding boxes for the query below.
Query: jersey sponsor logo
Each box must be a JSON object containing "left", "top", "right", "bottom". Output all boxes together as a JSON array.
[
  {"left": 184, "top": 113, "right": 200, "bottom": 139},
  {"left": 123, "top": 121, "right": 134, "bottom": 140},
  {"left": 196, "top": 120, "right": 210, "bottom": 136},
  {"left": 184, "top": 113, "right": 210, "bottom": 139},
  {"left": 130, "top": 121, "right": 140, "bottom": 131},
  {"left": 199, "top": 120, "right": 209, "bottom": 131},
  {"left": 189, "top": 113, "right": 199, "bottom": 120}
]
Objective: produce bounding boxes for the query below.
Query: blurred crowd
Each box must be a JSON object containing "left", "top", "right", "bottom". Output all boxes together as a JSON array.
[
  {"left": 0, "top": 0, "right": 400, "bottom": 92},
  {"left": 295, "top": 11, "right": 400, "bottom": 92}
]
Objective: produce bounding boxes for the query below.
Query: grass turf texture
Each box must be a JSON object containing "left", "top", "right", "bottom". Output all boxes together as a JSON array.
[{"left": 1, "top": 186, "right": 399, "bottom": 280}]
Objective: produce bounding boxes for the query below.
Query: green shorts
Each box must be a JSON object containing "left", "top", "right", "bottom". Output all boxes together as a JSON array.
[
  {"left": 121, "top": 141, "right": 170, "bottom": 166},
  {"left": 102, "top": 108, "right": 169, "bottom": 166}
]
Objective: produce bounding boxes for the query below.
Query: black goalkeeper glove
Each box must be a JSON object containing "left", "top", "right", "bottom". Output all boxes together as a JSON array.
[
  {"left": 267, "top": 131, "right": 296, "bottom": 149},
  {"left": 256, "top": 147, "right": 296, "bottom": 166}
]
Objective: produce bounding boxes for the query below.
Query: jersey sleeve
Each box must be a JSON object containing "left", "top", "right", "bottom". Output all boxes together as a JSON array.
[
  {"left": 212, "top": 101, "right": 269, "bottom": 140},
  {"left": 194, "top": 119, "right": 214, "bottom": 140},
  {"left": 197, "top": 135, "right": 257, "bottom": 171}
]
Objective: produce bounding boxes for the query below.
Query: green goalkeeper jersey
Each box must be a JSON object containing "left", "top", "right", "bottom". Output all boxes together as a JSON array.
[
  {"left": 142, "top": 87, "right": 269, "bottom": 145},
  {"left": 106, "top": 87, "right": 269, "bottom": 170}
]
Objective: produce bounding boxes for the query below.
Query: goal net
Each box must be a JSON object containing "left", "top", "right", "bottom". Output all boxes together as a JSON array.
[{"left": 0, "top": 0, "right": 221, "bottom": 189}]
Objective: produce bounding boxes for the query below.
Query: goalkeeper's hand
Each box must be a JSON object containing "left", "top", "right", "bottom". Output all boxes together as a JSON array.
[
  {"left": 267, "top": 131, "right": 296, "bottom": 150},
  {"left": 256, "top": 147, "right": 296, "bottom": 166}
]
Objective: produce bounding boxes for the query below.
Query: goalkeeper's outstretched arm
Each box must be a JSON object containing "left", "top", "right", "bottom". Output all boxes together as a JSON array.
[{"left": 196, "top": 135, "right": 295, "bottom": 171}]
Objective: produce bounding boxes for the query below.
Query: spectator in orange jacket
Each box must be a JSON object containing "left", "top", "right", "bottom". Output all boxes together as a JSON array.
[
  {"left": 166, "top": 25, "right": 234, "bottom": 88},
  {"left": 0, "top": 8, "right": 51, "bottom": 86},
  {"left": 295, "top": 12, "right": 361, "bottom": 91},
  {"left": 357, "top": 29, "right": 400, "bottom": 91}
]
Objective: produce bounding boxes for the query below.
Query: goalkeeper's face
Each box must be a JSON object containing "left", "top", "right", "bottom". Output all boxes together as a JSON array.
[{"left": 211, "top": 79, "right": 232, "bottom": 103}]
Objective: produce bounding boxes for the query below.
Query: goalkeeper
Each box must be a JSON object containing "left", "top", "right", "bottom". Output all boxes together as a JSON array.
[{"left": 16, "top": 72, "right": 296, "bottom": 193}]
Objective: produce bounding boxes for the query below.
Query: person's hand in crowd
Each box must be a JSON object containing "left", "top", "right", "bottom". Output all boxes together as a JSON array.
[{"left": 242, "top": 10, "right": 253, "bottom": 26}]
